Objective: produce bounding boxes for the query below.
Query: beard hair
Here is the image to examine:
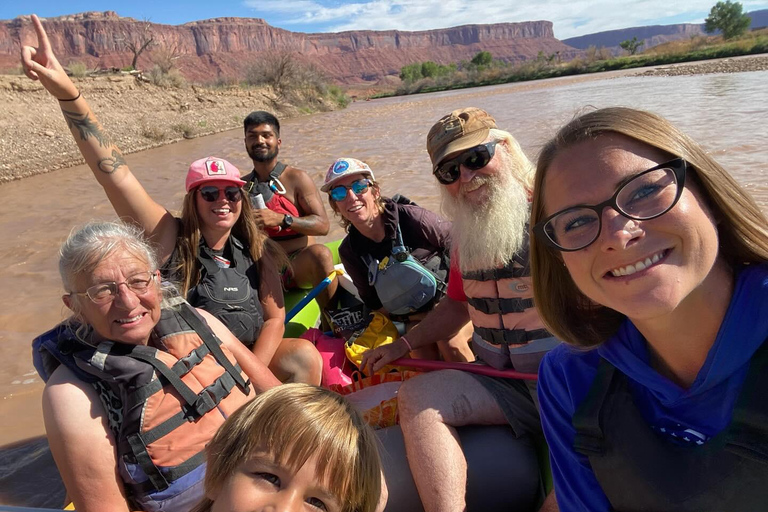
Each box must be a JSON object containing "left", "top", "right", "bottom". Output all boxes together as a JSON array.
[
  {"left": 441, "top": 152, "right": 530, "bottom": 273},
  {"left": 247, "top": 145, "right": 279, "bottom": 163}
]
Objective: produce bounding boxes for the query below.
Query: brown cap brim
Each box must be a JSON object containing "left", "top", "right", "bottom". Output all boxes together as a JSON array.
[{"left": 431, "top": 128, "right": 490, "bottom": 170}]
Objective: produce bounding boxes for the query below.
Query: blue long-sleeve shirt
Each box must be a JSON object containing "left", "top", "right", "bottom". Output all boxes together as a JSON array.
[{"left": 538, "top": 264, "right": 768, "bottom": 512}]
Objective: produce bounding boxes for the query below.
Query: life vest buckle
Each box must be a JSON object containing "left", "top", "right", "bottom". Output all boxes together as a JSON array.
[{"left": 189, "top": 390, "right": 217, "bottom": 418}]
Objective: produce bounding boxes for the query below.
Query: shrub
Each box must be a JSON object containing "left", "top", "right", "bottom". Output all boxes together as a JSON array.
[
  {"left": 147, "top": 65, "right": 186, "bottom": 88},
  {"left": 141, "top": 123, "right": 166, "bottom": 141},
  {"left": 67, "top": 61, "right": 90, "bottom": 78},
  {"left": 245, "top": 51, "right": 331, "bottom": 105},
  {"left": 171, "top": 123, "right": 196, "bottom": 139}
]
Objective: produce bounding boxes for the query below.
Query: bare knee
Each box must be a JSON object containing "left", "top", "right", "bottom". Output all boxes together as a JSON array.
[
  {"left": 271, "top": 339, "right": 323, "bottom": 385},
  {"left": 306, "top": 244, "right": 335, "bottom": 272},
  {"left": 398, "top": 370, "right": 467, "bottom": 423}
]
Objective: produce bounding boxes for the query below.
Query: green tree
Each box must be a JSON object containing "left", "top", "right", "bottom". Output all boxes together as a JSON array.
[
  {"left": 421, "top": 61, "right": 439, "bottom": 78},
  {"left": 399, "top": 63, "right": 423, "bottom": 82},
  {"left": 619, "top": 37, "right": 644, "bottom": 55},
  {"left": 705, "top": 1, "right": 751, "bottom": 40},
  {"left": 471, "top": 51, "right": 493, "bottom": 67}
]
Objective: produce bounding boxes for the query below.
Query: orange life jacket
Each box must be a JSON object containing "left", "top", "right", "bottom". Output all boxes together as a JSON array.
[{"left": 33, "top": 299, "right": 252, "bottom": 510}]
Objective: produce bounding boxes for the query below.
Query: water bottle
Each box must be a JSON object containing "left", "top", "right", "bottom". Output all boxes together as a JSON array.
[{"left": 252, "top": 193, "right": 266, "bottom": 209}]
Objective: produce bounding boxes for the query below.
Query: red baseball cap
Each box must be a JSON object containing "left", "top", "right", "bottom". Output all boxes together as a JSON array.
[{"left": 185, "top": 157, "right": 246, "bottom": 192}]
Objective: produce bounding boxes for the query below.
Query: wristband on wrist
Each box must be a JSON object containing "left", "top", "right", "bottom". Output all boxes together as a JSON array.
[
  {"left": 400, "top": 335, "right": 413, "bottom": 352},
  {"left": 57, "top": 91, "right": 81, "bottom": 102}
]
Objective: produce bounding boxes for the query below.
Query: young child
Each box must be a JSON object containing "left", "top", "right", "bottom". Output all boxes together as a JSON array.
[{"left": 192, "top": 383, "right": 383, "bottom": 512}]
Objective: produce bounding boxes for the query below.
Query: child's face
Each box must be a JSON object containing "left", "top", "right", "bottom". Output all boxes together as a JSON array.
[{"left": 210, "top": 451, "right": 342, "bottom": 512}]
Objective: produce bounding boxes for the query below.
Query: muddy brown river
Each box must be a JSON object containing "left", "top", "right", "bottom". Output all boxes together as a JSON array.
[{"left": 0, "top": 69, "right": 766, "bottom": 506}]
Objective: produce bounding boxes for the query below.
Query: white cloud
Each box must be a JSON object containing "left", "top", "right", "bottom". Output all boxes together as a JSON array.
[{"left": 242, "top": 0, "right": 768, "bottom": 39}]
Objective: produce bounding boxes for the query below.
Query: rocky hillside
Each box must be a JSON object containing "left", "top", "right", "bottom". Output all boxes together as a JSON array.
[
  {"left": 0, "top": 12, "right": 579, "bottom": 85},
  {"left": 563, "top": 9, "right": 768, "bottom": 54}
]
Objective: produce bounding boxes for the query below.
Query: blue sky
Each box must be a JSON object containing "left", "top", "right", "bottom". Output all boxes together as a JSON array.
[{"left": 5, "top": 1, "right": 768, "bottom": 39}]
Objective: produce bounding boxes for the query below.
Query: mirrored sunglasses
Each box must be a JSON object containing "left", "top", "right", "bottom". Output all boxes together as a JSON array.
[
  {"left": 329, "top": 179, "right": 371, "bottom": 202},
  {"left": 199, "top": 186, "right": 242, "bottom": 202},
  {"left": 433, "top": 141, "right": 498, "bottom": 185}
]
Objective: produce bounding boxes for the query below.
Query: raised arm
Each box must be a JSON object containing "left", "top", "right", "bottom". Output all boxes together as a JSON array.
[{"left": 20, "top": 14, "right": 178, "bottom": 262}]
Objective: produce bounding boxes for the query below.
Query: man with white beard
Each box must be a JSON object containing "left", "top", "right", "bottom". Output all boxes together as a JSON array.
[{"left": 362, "top": 107, "right": 559, "bottom": 512}]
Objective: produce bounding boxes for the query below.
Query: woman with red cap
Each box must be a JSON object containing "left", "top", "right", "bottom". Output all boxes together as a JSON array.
[{"left": 21, "top": 14, "right": 321, "bottom": 385}]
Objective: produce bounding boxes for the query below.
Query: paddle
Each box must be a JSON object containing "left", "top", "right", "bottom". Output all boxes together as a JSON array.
[
  {"left": 391, "top": 358, "right": 538, "bottom": 380},
  {"left": 284, "top": 269, "right": 343, "bottom": 324}
]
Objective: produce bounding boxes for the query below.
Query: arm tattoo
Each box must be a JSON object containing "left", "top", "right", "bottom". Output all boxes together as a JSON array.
[
  {"left": 97, "top": 149, "right": 127, "bottom": 174},
  {"left": 61, "top": 109, "right": 113, "bottom": 148}
]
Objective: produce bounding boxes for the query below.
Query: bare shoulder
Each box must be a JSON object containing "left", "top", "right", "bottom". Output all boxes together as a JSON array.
[
  {"left": 283, "top": 165, "right": 318, "bottom": 189},
  {"left": 43, "top": 367, "right": 130, "bottom": 511},
  {"left": 43, "top": 365, "right": 108, "bottom": 446},
  {"left": 43, "top": 365, "right": 102, "bottom": 421}
]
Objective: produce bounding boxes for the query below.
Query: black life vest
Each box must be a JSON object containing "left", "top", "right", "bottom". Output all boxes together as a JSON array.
[
  {"left": 189, "top": 235, "right": 264, "bottom": 346},
  {"left": 572, "top": 339, "right": 768, "bottom": 511}
]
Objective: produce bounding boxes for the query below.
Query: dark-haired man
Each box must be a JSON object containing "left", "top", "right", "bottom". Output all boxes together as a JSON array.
[{"left": 241, "top": 111, "right": 337, "bottom": 306}]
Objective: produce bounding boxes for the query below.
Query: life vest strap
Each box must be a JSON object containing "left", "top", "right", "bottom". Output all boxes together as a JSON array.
[
  {"left": 177, "top": 304, "right": 250, "bottom": 394},
  {"left": 571, "top": 358, "right": 617, "bottom": 456},
  {"left": 127, "top": 348, "right": 202, "bottom": 407},
  {"left": 127, "top": 432, "right": 170, "bottom": 491},
  {"left": 473, "top": 326, "right": 551, "bottom": 346},
  {"left": 124, "top": 343, "right": 212, "bottom": 409},
  {"left": 462, "top": 264, "right": 527, "bottom": 282},
  {"left": 467, "top": 297, "right": 534, "bottom": 315}
]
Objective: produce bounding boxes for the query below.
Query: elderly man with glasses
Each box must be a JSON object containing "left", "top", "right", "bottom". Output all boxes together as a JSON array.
[{"left": 362, "top": 108, "right": 559, "bottom": 512}]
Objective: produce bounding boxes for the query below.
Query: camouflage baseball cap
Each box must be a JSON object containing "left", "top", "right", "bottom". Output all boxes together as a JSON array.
[{"left": 426, "top": 107, "right": 497, "bottom": 170}]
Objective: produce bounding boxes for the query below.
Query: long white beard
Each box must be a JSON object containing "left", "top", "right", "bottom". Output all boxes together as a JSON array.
[{"left": 441, "top": 159, "right": 529, "bottom": 273}]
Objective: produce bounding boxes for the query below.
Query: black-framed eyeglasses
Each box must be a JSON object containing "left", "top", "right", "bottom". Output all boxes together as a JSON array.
[
  {"left": 72, "top": 271, "right": 157, "bottom": 304},
  {"left": 329, "top": 178, "right": 371, "bottom": 202},
  {"left": 199, "top": 186, "right": 242, "bottom": 203},
  {"left": 533, "top": 158, "right": 687, "bottom": 252},
  {"left": 433, "top": 140, "right": 498, "bottom": 185}
]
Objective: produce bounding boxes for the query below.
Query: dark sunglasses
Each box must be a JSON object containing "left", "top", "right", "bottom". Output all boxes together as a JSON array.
[
  {"left": 199, "top": 186, "right": 242, "bottom": 202},
  {"left": 433, "top": 141, "right": 498, "bottom": 185},
  {"left": 329, "top": 179, "right": 371, "bottom": 202}
]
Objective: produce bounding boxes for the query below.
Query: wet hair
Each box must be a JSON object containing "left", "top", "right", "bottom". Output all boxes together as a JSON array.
[
  {"left": 192, "top": 384, "right": 382, "bottom": 512},
  {"left": 530, "top": 106, "right": 768, "bottom": 348},
  {"left": 327, "top": 174, "right": 386, "bottom": 231},
  {"left": 243, "top": 111, "right": 280, "bottom": 136},
  {"left": 175, "top": 186, "right": 288, "bottom": 297}
]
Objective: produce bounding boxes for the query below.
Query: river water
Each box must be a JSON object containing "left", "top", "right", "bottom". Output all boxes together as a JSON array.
[{"left": 0, "top": 69, "right": 766, "bottom": 506}]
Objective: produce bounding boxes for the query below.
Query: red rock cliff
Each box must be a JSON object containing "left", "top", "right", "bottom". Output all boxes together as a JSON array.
[{"left": 1, "top": 12, "right": 579, "bottom": 84}]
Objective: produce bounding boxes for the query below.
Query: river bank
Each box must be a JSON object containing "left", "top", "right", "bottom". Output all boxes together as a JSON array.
[
  {"left": 0, "top": 74, "right": 338, "bottom": 183},
  {"left": 2, "top": 54, "right": 767, "bottom": 184}
]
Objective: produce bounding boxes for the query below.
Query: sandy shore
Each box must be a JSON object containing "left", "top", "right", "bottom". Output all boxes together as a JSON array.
[{"left": 0, "top": 74, "right": 331, "bottom": 183}]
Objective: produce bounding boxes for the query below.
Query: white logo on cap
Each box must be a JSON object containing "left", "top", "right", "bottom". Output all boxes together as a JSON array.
[{"left": 205, "top": 160, "right": 227, "bottom": 176}]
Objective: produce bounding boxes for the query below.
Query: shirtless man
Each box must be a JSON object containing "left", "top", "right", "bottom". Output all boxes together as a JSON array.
[{"left": 241, "top": 111, "right": 337, "bottom": 307}]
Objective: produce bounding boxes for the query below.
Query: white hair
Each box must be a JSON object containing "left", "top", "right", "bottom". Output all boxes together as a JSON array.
[{"left": 441, "top": 133, "right": 532, "bottom": 272}]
